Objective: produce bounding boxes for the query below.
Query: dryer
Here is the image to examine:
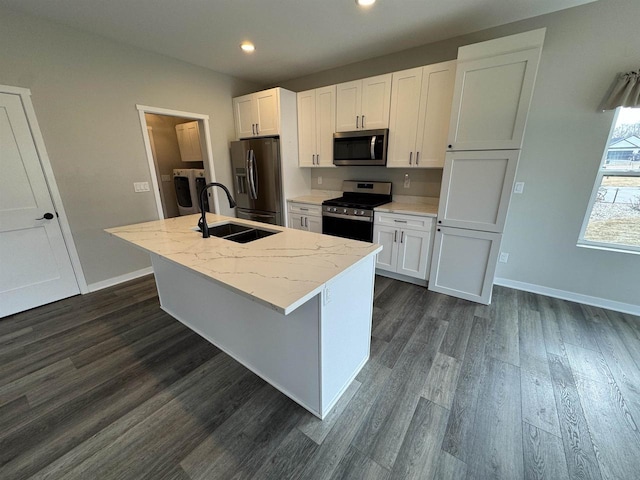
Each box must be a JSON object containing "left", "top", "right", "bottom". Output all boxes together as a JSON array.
[
  {"left": 173, "top": 168, "right": 198, "bottom": 216},
  {"left": 192, "top": 169, "right": 209, "bottom": 213}
]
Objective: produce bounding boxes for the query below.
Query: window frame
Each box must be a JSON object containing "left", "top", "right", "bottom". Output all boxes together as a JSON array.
[{"left": 577, "top": 107, "right": 640, "bottom": 255}]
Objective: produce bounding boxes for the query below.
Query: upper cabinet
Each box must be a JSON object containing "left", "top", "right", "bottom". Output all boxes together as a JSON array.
[
  {"left": 336, "top": 74, "right": 392, "bottom": 132},
  {"left": 175, "top": 121, "right": 203, "bottom": 162},
  {"left": 233, "top": 87, "right": 280, "bottom": 138},
  {"left": 387, "top": 61, "right": 456, "bottom": 168},
  {"left": 297, "top": 86, "right": 336, "bottom": 167},
  {"left": 447, "top": 29, "right": 545, "bottom": 151}
]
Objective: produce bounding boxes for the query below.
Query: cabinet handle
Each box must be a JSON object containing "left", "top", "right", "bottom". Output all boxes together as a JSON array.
[
  {"left": 409, "top": 152, "right": 413, "bottom": 165},
  {"left": 301, "top": 217, "right": 304, "bottom": 227},
  {"left": 305, "top": 217, "right": 308, "bottom": 228},
  {"left": 256, "top": 123, "right": 259, "bottom": 134},
  {"left": 252, "top": 124, "right": 255, "bottom": 135},
  {"left": 317, "top": 153, "right": 319, "bottom": 164},
  {"left": 362, "top": 115, "right": 365, "bottom": 128},
  {"left": 356, "top": 116, "right": 359, "bottom": 129},
  {"left": 437, "top": 228, "right": 441, "bottom": 232},
  {"left": 312, "top": 154, "right": 316, "bottom": 165},
  {"left": 416, "top": 152, "right": 420, "bottom": 165},
  {"left": 448, "top": 144, "right": 452, "bottom": 149},
  {"left": 400, "top": 231, "right": 404, "bottom": 243},
  {"left": 394, "top": 230, "right": 398, "bottom": 242},
  {"left": 300, "top": 207, "right": 308, "bottom": 211},
  {"left": 394, "top": 219, "right": 407, "bottom": 223}
]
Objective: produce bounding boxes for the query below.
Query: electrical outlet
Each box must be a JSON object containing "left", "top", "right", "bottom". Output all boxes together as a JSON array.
[
  {"left": 161, "top": 174, "right": 171, "bottom": 182},
  {"left": 514, "top": 182, "right": 525, "bottom": 194},
  {"left": 317, "top": 176, "right": 323, "bottom": 185},
  {"left": 499, "top": 252, "right": 510, "bottom": 263},
  {"left": 404, "top": 173, "right": 410, "bottom": 189}
]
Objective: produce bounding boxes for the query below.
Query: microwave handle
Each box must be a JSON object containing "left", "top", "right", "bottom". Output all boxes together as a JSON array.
[{"left": 370, "top": 136, "right": 376, "bottom": 160}]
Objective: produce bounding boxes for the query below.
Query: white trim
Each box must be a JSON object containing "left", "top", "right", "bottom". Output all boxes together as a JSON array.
[
  {"left": 0, "top": 84, "right": 89, "bottom": 294},
  {"left": 494, "top": 277, "right": 640, "bottom": 316},
  {"left": 135, "top": 105, "right": 220, "bottom": 218},
  {"left": 88, "top": 267, "right": 154, "bottom": 293}
]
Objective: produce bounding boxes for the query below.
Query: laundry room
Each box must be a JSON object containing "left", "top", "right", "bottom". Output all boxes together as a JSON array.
[{"left": 144, "top": 113, "right": 206, "bottom": 218}]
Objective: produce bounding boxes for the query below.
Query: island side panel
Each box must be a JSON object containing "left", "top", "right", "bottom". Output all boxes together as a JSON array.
[
  {"left": 151, "top": 254, "right": 321, "bottom": 416},
  {"left": 320, "top": 255, "right": 376, "bottom": 416}
]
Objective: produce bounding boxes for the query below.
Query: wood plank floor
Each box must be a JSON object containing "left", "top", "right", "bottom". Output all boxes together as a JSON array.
[{"left": 1, "top": 275, "right": 640, "bottom": 479}]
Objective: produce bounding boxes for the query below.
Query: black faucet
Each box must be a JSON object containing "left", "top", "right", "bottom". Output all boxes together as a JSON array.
[{"left": 198, "top": 183, "right": 237, "bottom": 238}]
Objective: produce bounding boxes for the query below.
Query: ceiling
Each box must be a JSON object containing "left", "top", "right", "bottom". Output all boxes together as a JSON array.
[{"left": 1, "top": 0, "right": 598, "bottom": 84}]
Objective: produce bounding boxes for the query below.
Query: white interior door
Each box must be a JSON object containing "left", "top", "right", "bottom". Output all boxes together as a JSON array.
[
  {"left": 438, "top": 150, "right": 519, "bottom": 232},
  {"left": 429, "top": 226, "right": 501, "bottom": 304},
  {"left": 0, "top": 92, "right": 79, "bottom": 317}
]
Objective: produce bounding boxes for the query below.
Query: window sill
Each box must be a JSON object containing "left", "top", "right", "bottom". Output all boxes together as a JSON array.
[{"left": 577, "top": 241, "right": 640, "bottom": 256}]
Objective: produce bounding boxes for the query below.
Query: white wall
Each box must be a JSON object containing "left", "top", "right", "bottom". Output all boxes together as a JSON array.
[
  {"left": 282, "top": 0, "right": 640, "bottom": 308},
  {"left": 0, "top": 7, "right": 262, "bottom": 286}
]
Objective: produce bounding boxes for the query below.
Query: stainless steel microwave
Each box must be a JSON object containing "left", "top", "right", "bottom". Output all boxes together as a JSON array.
[{"left": 333, "top": 129, "right": 389, "bottom": 166}]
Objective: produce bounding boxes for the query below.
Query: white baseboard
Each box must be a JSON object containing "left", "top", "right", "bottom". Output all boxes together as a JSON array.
[
  {"left": 494, "top": 277, "right": 640, "bottom": 316},
  {"left": 87, "top": 267, "right": 154, "bottom": 293}
]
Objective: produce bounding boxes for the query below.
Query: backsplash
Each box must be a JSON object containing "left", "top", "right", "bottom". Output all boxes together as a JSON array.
[{"left": 310, "top": 166, "right": 442, "bottom": 198}]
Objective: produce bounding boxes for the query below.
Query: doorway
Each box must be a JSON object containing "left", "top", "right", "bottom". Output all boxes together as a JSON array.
[{"left": 136, "top": 105, "right": 220, "bottom": 219}]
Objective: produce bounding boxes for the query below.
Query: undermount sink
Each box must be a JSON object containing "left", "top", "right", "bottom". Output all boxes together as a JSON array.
[{"left": 195, "top": 222, "right": 280, "bottom": 243}]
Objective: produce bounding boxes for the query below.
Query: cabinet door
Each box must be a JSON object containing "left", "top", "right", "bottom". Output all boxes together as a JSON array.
[
  {"left": 297, "top": 90, "right": 316, "bottom": 167},
  {"left": 185, "top": 121, "right": 203, "bottom": 161},
  {"left": 415, "top": 61, "right": 456, "bottom": 168},
  {"left": 289, "top": 213, "right": 307, "bottom": 231},
  {"left": 361, "top": 73, "right": 392, "bottom": 129},
  {"left": 438, "top": 150, "right": 519, "bottom": 232},
  {"left": 397, "top": 228, "right": 432, "bottom": 280},
  {"left": 447, "top": 48, "right": 541, "bottom": 150},
  {"left": 175, "top": 123, "right": 190, "bottom": 161},
  {"left": 316, "top": 85, "right": 336, "bottom": 167},
  {"left": 306, "top": 215, "right": 322, "bottom": 233},
  {"left": 429, "top": 227, "right": 501, "bottom": 305},
  {"left": 255, "top": 89, "right": 279, "bottom": 136},
  {"left": 336, "top": 80, "right": 361, "bottom": 132},
  {"left": 387, "top": 68, "right": 422, "bottom": 168},
  {"left": 372, "top": 225, "right": 398, "bottom": 272},
  {"left": 233, "top": 94, "right": 256, "bottom": 139}
]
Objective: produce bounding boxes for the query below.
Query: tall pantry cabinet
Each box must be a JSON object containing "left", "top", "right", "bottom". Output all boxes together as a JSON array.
[{"left": 429, "top": 28, "right": 546, "bottom": 304}]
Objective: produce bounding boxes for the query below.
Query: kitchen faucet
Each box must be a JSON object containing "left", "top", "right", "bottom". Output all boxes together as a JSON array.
[{"left": 198, "top": 183, "right": 237, "bottom": 238}]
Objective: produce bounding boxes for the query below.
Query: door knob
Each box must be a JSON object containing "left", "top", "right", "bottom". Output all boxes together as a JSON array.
[{"left": 36, "top": 213, "right": 55, "bottom": 220}]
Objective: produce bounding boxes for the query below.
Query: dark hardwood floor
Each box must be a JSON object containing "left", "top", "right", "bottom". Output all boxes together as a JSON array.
[{"left": 1, "top": 274, "right": 640, "bottom": 479}]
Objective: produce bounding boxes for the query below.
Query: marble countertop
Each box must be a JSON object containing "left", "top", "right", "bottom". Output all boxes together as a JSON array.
[
  {"left": 106, "top": 214, "right": 381, "bottom": 315},
  {"left": 288, "top": 194, "right": 338, "bottom": 206},
  {"left": 375, "top": 202, "right": 439, "bottom": 217}
]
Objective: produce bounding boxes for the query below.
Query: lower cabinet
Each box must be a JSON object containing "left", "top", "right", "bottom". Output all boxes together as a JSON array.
[
  {"left": 288, "top": 202, "right": 322, "bottom": 233},
  {"left": 373, "top": 212, "right": 435, "bottom": 281}
]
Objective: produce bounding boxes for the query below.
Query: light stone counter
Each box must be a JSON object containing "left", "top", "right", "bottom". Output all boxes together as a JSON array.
[
  {"left": 106, "top": 213, "right": 381, "bottom": 315},
  {"left": 375, "top": 202, "right": 439, "bottom": 217},
  {"left": 287, "top": 194, "right": 339, "bottom": 206}
]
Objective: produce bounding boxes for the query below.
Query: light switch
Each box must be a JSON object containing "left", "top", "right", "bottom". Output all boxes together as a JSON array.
[
  {"left": 499, "top": 252, "right": 509, "bottom": 263},
  {"left": 133, "top": 182, "right": 151, "bottom": 193},
  {"left": 514, "top": 182, "right": 525, "bottom": 194},
  {"left": 317, "top": 176, "right": 323, "bottom": 185}
]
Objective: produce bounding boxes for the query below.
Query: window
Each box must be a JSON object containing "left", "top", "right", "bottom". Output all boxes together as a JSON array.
[{"left": 579, "top": 107, "right": 640, "bottom": 253}]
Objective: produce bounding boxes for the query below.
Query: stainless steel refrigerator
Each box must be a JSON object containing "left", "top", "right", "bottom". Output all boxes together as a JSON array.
[{"left": 230, "top": 138, "right": 283, "bottom": 226}]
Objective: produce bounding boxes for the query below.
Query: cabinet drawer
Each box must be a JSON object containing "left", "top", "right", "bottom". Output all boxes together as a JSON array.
[
  {"left": 374, "top": 212, "right": 434, "bottom": 231},
  {"left": 288, "top": 202, "right": 322, "bottom": 216}
]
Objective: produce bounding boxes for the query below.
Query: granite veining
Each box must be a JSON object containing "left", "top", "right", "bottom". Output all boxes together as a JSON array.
[{"left": 106, "top": 214, "right": 381, "bottom": 314}]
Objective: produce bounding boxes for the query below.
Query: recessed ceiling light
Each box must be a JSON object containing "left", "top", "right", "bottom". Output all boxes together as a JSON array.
[
  {"left": 356, "top": 0, "right": 376, "bottom": 6},
  {"left": 240, "top": 42, "right": 255, "bottom": 53}
]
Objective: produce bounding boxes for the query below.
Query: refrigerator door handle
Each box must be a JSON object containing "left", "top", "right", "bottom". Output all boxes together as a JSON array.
[
  {"left": 250, "top": 149, "right": 259, "bottom": 199},
  {"left": 245, "top": 149, "right": 254, "bottom": 199}
]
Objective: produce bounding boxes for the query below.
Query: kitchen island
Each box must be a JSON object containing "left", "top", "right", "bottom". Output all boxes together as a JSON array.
[{"left": 107, "top": 214, "right": 382, "bottom": 418}]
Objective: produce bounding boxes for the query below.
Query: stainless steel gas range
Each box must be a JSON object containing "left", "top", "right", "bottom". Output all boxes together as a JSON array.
[{"left": 322, "top": 181, "right": 392, "bottom": 242}]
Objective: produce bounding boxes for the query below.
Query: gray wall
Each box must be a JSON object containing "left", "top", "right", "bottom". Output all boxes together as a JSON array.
[
  {"left": 282, "top": 0, "right": 640, "bottom": 307},
  {"left": 0, "top": 7, "right": 261, "bottom": 286}
]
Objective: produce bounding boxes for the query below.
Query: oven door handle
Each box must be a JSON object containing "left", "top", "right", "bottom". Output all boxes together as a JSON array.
[
  {"left": 370, "top": 136, "right": 376, "bottom": 160},
  {"left": 322, "top": 212, "right": 372, "bottom": 222}
]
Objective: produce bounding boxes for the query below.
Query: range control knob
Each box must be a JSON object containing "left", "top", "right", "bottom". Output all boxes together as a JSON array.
[{"left": 343, "top": 208, "right": 348, "bottom": 214}]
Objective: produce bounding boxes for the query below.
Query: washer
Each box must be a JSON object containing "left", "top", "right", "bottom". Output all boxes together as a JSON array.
[{"left": 173, "top": 168, "right": 198, "bottom": 215}]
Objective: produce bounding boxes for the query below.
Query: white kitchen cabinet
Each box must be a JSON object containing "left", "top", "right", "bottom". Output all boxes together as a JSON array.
[
  {"left": 387, "top": 61, "right": 456, "bottom": 168},
  {"left": 288, "top": 202, "right": 322, "bottom": 233},
  {"left": 437, "top": 150, "right": 519, "bottom": 233},
  {"left": 447, "top": 47, "right": 542, "bottom": 151},
  {"left": 336, "top": 74, "right": 392, "bottom": 132},
  {"left": 297, "top": 86, "right": 336, "bottom": 167},
  {"left": 429, "top": 226, "right": 502, "bottom": 304},
  {"left": 233, "top": 87, "right": 280, "bottom": 138},
  {"left": 175, "top": 121, "right": 203, "bottom": 162},
  {"left": 373, "top": 212, "right": 434, "bottom": 282}
]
